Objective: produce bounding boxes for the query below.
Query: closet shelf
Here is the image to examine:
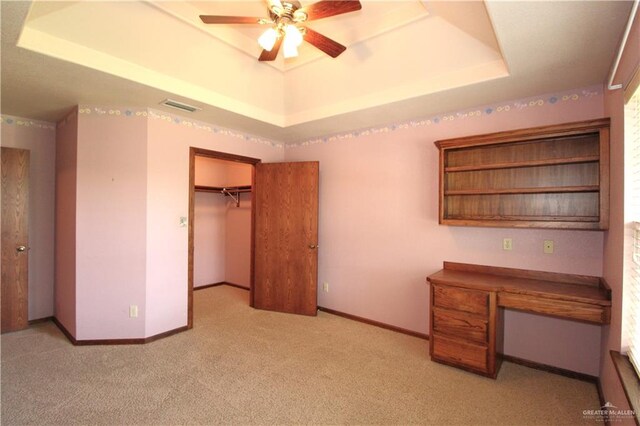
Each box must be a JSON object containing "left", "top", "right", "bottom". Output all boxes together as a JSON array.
[
  {"left": 194, "top": 185, "right": 252, "bottom": 207},
  {"left": 444, "top": 155, "right": 600, "bottom": 172},
  {"left": 195, "top": 185, "right": 252, "bottom": 193},
  {"left": 444, "top": 185, "right": 600, "bottom": 196}
]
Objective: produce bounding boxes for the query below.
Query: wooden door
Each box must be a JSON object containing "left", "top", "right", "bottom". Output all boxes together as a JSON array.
[
  {"left": 254, "top": 162, "right": 319, "bottom": 316},
  {"left": 1, "top": 147, "right": 29, "bottom": 333}
]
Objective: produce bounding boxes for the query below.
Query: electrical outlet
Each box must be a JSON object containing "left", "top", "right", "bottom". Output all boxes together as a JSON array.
[
  {"left": 503, "top": 238, "right": 513, "bottom": 251},
  {"left": 543, "top": 240, "right": 554, "bottom": 254},
  {"left": 129, "top": 305, "right": 138, "bottom": 318},
  {"left": 322, "top": 282, "right": 329, "bottom": 292}
]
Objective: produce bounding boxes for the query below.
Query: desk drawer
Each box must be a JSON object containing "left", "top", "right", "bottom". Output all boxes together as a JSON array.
[
  {"left": 498, "top": 293, "right": 610, "bottom": 324},
  {"left": 432, "top": 334, "right": 488, "bottom": 372},
  {"left": 433, "top": 307, "right": 488, "bottom": 344},
  {"left": 433, "top": 285, "right": 489, "bottom": 316}
]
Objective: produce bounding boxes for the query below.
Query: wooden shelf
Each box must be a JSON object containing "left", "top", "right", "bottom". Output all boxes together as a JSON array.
[
  {"left": 435, "top": 118, "right": 610, "bottom": 230},
  {"left": 444, "top": 155, "right": 600, "bottom": 173},
  {"left": 445, "top": 215, "right": 600, "bottom": 222},
  {"left": 445, "top": 185, "right": 600, "bottom": 196}
]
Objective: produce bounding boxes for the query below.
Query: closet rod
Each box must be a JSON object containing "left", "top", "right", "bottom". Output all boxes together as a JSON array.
[
  {"left": 222, "top": 188, "right": 240, "bottom": 207},
  {"left": 223, "top": 188, "right": 252, "bottom": 193},
  {"left": 194, "top": 185, "right": 252, "bottom": 207},
  {"left": 194, "top": 185, "right": 252, "bottom": 193}
]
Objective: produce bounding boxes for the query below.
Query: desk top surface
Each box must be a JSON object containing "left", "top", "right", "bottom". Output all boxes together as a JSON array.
[{"left": 427, "top": 263, "right": 611, "bottom": 306}]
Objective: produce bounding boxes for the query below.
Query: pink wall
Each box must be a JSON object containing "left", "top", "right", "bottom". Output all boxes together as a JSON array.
[
  {"left": 54, "top": 110, "right": 78, "bottom": 335},
  {"left": 194, "top": 192, "right": 227, "bottom": 287},
  {"left": 1, "top": 115, "right": 56, "bottom": 321},
  {"left": 600, "top": 10, "right": 639, "bottom": 416},
  {"left": 225, "top": 197, "right": 251, "bottom": 288},
  {"left": 285, "top": 86, "right": 606, "bottom": 375},
  {"left": 194, "top": 157, "right": 231, "bottom": 288},
  {"left": 75, "top": 109, "right": 148, "bottom": 339},
  {"left": 145, "top": 109, "right": 283, "bottom": 337}
]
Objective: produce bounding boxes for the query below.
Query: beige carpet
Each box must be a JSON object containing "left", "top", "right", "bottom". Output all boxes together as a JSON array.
[{"left": 2, "top": 285, "right": 601, "bottom": 425}]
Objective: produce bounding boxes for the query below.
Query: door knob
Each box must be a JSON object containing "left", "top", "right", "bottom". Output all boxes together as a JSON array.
[
  {"left": 16, "top": 246, "right": 28, "bottom": 252},
  {"left": 309, "top": 244, "right": 318, "bottom": 249}
]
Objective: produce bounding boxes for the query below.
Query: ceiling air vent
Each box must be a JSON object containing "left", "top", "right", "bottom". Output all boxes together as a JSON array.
[{"left": 160, "top": 99, "right": 201, "bottom": 113}]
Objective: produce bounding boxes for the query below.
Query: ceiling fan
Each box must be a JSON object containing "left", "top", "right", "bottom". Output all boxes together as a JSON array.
[{"left": 199, "top": 0, "right": 362, "bottom": 61}]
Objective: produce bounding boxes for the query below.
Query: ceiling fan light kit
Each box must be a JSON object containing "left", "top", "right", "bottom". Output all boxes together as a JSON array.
[
  {"left": 258, "top": 27, "right": 279, "bottom": 51},
  {"left": 199, "top": 0, "right": 362, "bottom": 61}
]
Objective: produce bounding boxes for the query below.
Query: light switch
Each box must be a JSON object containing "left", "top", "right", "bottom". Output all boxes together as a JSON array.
[
  {"left": 179, "top": 216, "right": 187, "bottom": 227},
  {"left": 543, "top": 240, "right": 554, "bottom": 254}
]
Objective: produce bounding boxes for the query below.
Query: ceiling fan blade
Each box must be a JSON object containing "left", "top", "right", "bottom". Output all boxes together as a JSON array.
[
  {"left": 303, "top": 28, "right": 346, "bottom": 58},
  {"left": 259, "top": 36, "right": 283, "bottom": 61},
  {"left": 200, "top": 15, "right": 268, "bottom": 24},
  {"left": 301, "top": 0, "right": 362, "bottom": 21}
]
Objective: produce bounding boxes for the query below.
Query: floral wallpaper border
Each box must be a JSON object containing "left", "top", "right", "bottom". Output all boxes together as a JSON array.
[
  {"left": 287, "top": 86, "right": 603, "bottom": 148},
  {"left": 77, "top": 107, "right": 283, "bottom": 148},
  {"left": 2, "top": 85, "right": 602, "bottom": 149},
  {"left": 0, "top": 115, "right": 55, "bottom": 130}
]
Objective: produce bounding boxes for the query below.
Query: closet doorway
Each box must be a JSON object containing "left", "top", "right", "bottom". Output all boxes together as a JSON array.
[
  {"left": 188, "top": 147, "right": 320, "bottom": 328},
  {"left": 188, "top": 148, "right": 259, "bottom": 328}
]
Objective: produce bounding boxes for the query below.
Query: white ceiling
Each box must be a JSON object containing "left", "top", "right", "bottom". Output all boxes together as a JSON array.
[{"left": 0, "top": 1, "right": 633, "bottom": 144}]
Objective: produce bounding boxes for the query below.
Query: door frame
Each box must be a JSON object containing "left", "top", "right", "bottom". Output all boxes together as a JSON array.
[{"left": 187, "top": 147, "right": 261, "bottom": 329}]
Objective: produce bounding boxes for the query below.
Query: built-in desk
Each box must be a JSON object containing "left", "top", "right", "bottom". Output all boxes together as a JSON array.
[{"left": 426, "top": 262, "right": 611, "bottom": 378}]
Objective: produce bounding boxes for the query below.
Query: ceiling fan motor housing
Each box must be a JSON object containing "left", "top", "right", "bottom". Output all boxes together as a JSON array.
[{"left": 270, "top": 1, "right": 307, "bottom": 26}]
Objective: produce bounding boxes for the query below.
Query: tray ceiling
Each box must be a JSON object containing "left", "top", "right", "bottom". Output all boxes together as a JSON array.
[{"left": 1, "top": 1, "right": 633, "bottom": 143}]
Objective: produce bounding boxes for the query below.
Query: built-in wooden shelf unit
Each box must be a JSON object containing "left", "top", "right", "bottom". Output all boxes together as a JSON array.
[{"left": 434, "top": 118, "right": 610, "bottom": 230}]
